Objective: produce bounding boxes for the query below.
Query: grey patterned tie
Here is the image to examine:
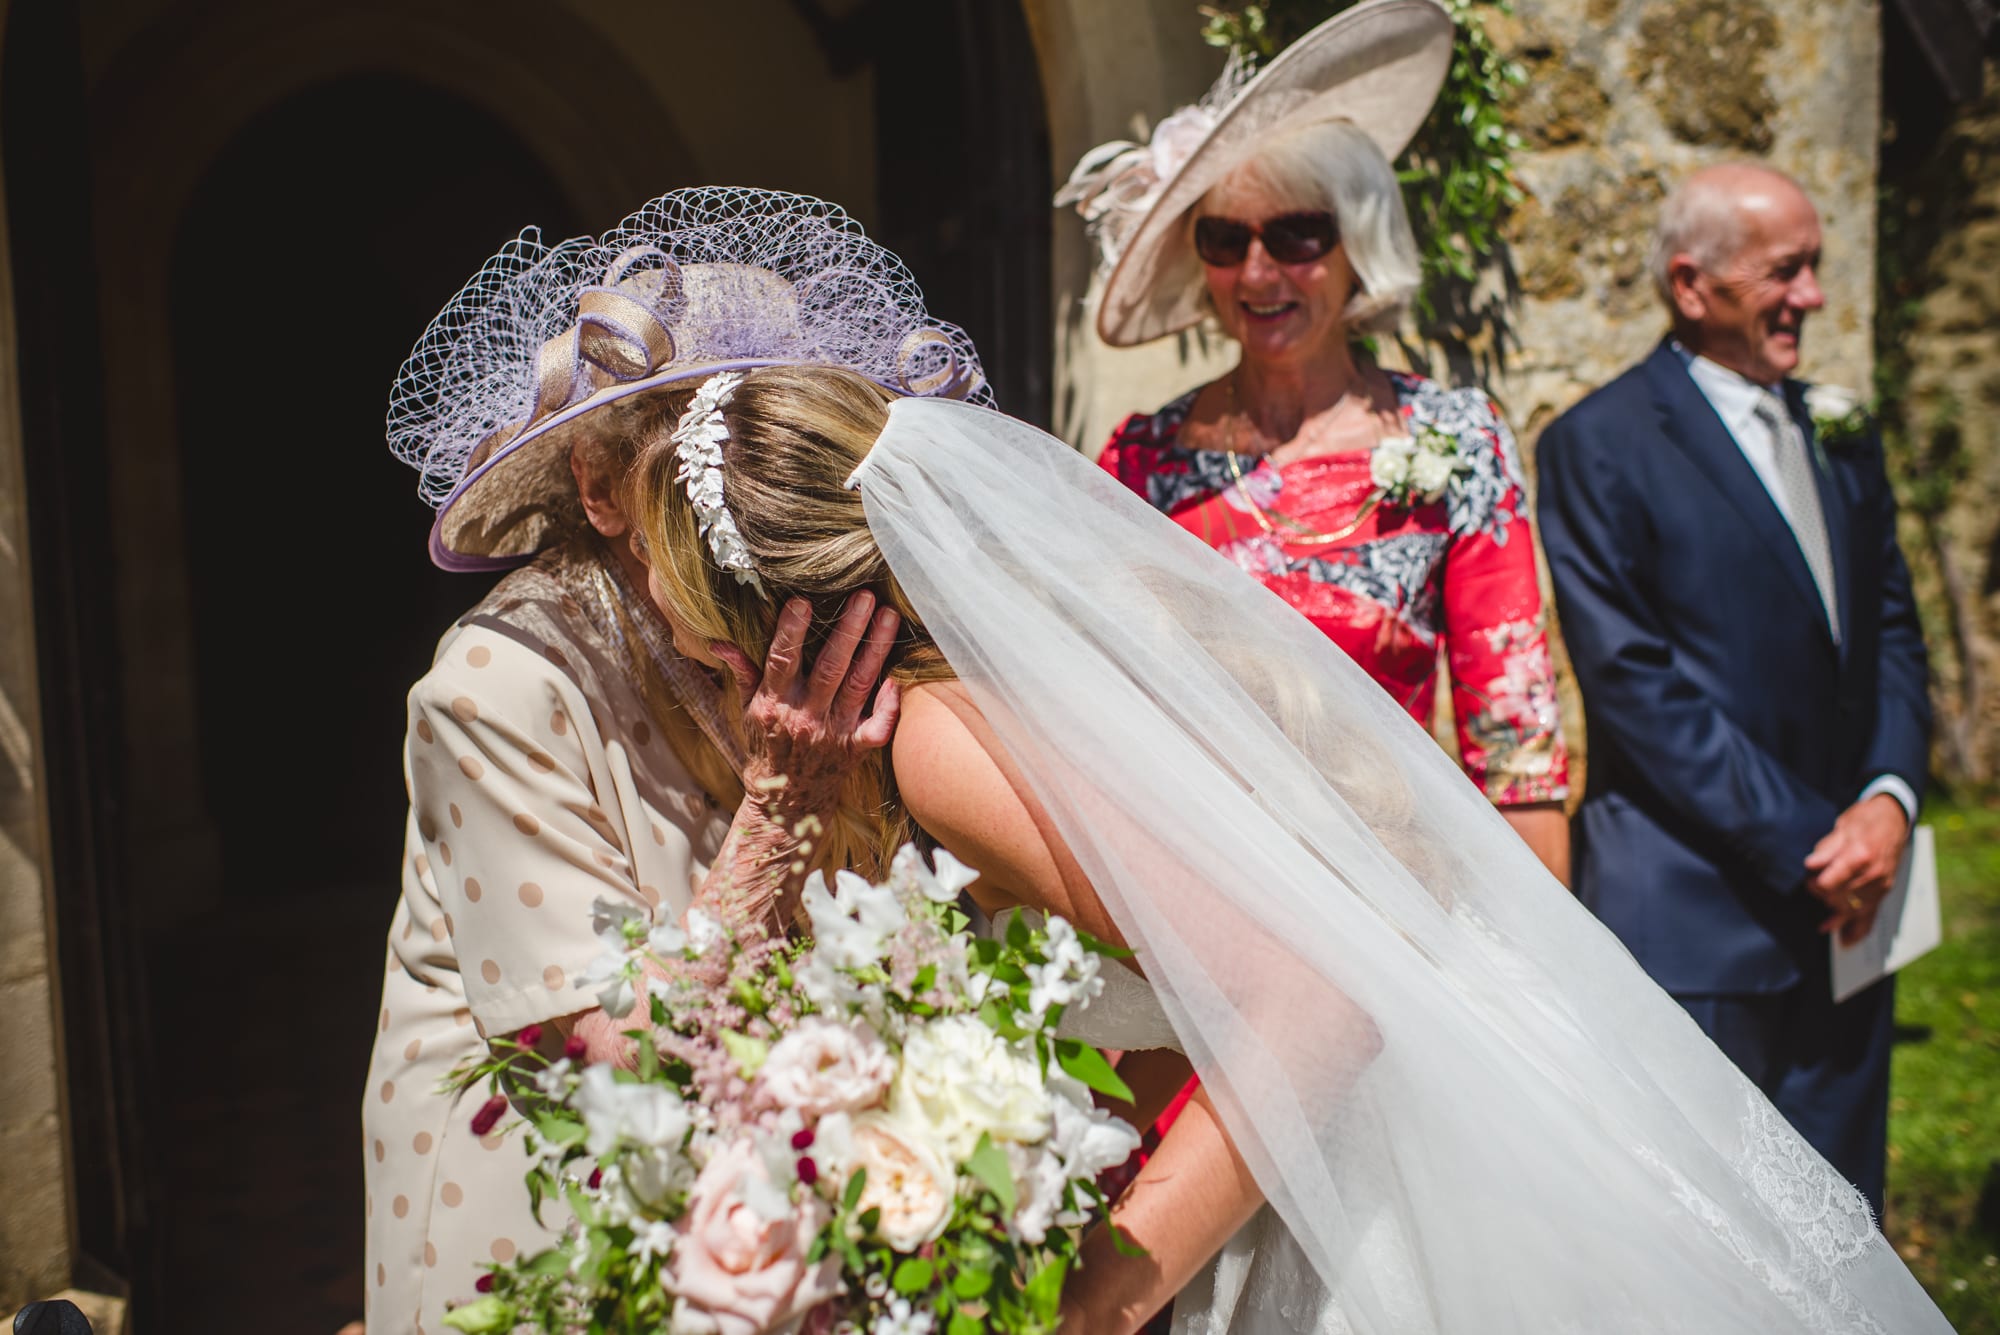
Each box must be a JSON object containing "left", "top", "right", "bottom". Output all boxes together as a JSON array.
[{"left": 1754, "top": 394, "right": 1840, "bottom": 643}]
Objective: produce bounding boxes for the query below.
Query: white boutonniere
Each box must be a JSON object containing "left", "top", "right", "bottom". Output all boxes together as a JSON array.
[
  {"left": 1369, "top": 425, "right": 1465, "bottom": 508},
  {"left": 1804, "top": 384, "right": 1871, "bottom": 453}
]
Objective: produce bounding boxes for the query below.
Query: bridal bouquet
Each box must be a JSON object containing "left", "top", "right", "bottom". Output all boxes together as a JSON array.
[{"left": 443, "top": 844, "right": 1142, "bottom": 1335}]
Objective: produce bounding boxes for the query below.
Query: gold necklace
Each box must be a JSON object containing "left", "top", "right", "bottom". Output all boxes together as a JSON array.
[{"left": 1216, "top": 373, "right": 1378, "bottom": 546}]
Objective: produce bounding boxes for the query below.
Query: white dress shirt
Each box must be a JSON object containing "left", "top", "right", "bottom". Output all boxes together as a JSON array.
[{"left": 1676, "top": 344, "right": 1918, "bottom": 827}]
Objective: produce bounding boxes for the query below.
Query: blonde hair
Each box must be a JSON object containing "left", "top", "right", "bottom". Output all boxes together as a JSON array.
[
  {"left": 631, "top": 365, "right": 952, "bottom": 876},
  {"left": 560, "top": 399, "right": 746, "bottom": 815},
  {"left": 1201, "top": 118, "right": 1421, "bottom": 334}
]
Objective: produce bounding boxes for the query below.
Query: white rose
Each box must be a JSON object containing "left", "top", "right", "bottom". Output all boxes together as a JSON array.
[
  {"left": 759, "top": 1016, "right": 896, "bottom": 1118},
  {"left": 846, "top": 1111, "right": 955, "bottom": 1250},
  {"left": 1409, "top": 448, "right": 1455, "bottom": 497},
  {"left": 890, "top": 1015, "right": 1053, "bottom": 1159},
  {"left": 1805, "top": 384, "right": 1860, "bottom": 422},
  {"left": 1369, "top": 437, "right": 1415, "bottom": 489}
]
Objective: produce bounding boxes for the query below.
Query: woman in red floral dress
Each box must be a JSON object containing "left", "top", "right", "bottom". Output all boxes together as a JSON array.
[
  {"left": 1065, "top": 81, "right": 1569, "bottom": 882},
  {"left": 1098, "top": 367, "right": 1570, "bottom": 842},
  {"left": 1056, "top": 11, "right": 1573, "bottom": 1324}
]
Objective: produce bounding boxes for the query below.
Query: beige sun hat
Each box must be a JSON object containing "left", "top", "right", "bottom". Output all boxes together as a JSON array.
[{"left": 1057, "top": 0, "right": 1455, "bottom": 348}]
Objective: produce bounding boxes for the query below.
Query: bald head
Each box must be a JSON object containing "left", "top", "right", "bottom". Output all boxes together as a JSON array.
[
  {"left": 1650, "top": 163, "right": 1825, "bottom": 384},
  {"left": 1649, "top": 164, "right": 1814, "bottom": 304}
]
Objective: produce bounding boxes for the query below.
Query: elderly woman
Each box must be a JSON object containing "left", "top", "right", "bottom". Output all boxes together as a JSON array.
[
  {"left": 363, "top": 189, "right": 987, "bottom": 1333},
  {"left": 1062, "top": 0, "right": 1569, "bottom": 882}
]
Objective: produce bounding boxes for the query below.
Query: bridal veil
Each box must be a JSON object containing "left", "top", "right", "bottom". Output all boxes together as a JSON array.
[{"left": 852, "top": 397, "right": 1950, "bottom": 1335}]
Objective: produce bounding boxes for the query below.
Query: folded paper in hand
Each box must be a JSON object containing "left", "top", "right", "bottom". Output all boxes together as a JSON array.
[{"left": 1831, "top": 824, "right": 1941, "bottom": 1003}]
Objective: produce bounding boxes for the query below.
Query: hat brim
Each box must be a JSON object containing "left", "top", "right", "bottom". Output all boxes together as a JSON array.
[
  {"left": 428, "top": 356, "right": 794, "bottom": 572},
  {"left": 1095, "top": 0, "right": 1455, "bottom": 348}
]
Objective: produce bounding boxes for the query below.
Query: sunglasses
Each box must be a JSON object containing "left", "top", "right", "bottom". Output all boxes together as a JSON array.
[{"left": 1193, "top": 211, "right": 1341, "bottom": 267}]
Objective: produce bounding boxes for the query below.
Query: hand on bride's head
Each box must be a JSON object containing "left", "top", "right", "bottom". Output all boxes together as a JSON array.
[{"left": 714, "top": 591, "right": 903, "bottom": 825}]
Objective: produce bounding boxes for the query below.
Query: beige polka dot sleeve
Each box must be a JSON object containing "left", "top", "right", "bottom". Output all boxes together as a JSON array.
[{"left": 405, "top": 629, "right": 659, "bottom": 1036}]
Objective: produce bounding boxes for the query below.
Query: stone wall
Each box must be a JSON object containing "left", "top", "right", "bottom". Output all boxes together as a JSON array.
[
  {"left": 1883, "top": 60, "right": 2000, "bottom": 784},
  {"left": 1493, "top": 0, "right": 1880, "bottom": 444}
]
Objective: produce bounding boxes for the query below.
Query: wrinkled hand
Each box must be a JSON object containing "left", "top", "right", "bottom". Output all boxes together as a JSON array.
[
  {"left": 1804, "top": 793, "right": 1909, "bottom": 945},
  {"left": 712, "top": 590, "right": 902, "bottom": 826}
]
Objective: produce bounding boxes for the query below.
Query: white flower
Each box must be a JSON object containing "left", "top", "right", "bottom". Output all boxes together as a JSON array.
[
  {"left": 629, "top": 1219, "right": 677, "bottom": 1265},
  {"left": 812, "top": 1110, "right": 855, "bottom": 1171},
  {"left": 890, "top": 1015, "right": 1052, "bottom": 1159},
  {"left": 846, "top": 1111, "right": 956, "bottom": 1250},
  {"left": 1022, "top": 917, "right": 1104, "bottom": 1020},
  {"left": 684, "top": 908, "right": 726, "bottom": 956},
  {"left": 532, "top": 1057, "right": 574, "bottom": 1098},
  {"left": 625, "top": 1142, "right": 698, "bottom": 1213},
  {"left": 1046, "top": 1067, "right": 1141, "bottom": 1182},
  {"left": 759, "top": 1016, "right": 896, "bottom": 1118},
  {"left": 888, "top": 842, "right": 981, "bottom": 904},
  {"left": 871, "top": 1297, "right": 936, "bottom": 1335},
  {"left": 579, "top": 949, "right": 639, "bottom": 1018},
  {"left": 802, "top": 869, "right": 907, "bottom": 970},
  {"left": 1369, "top": 436, "right": 1415, "bottom": 489},
  {"left": 1409, "top": 448, "right": 1455, "bottom": 497},
  {"left": 1006, "top": 1142, "right": 1069, "bottom": 1246},
  {"left": 648, "top": 919, "right": 689, "bottom": 957},
  {"left": 591, "top": 896, "right": 648, "bottom": 949},
  {"left": 575, "top": 1064, "right": 693, "bottom": 1158},
  {"left": 796, "top": 949, "right": 871, "bottom": 1013},
  {"left": 1805, "top": 384, "right": 1861, "bottom": 422}
]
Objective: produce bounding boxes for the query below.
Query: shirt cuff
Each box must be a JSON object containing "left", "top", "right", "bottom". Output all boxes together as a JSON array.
[{"left": 1857, "top": 774, "right": 1918, "bottom": 827}]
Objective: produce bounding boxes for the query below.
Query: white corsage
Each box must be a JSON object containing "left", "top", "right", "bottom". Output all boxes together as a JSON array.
[
  {"left": 671, "top": 371, "right": 765, "bottom": 593},
  {"left": 1369, "top": 425, "right": 1465, "bottom": 507},
  {"left": 1804, "top": 384, "right": 1871, "bottom": 452}
]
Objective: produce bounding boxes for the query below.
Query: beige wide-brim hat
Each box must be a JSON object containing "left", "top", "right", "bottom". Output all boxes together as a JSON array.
[{"left": 1076, "top": 0, "right": 1455, "bottom": 348}]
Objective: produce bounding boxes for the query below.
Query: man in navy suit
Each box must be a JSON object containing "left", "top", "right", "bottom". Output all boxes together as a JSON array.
[{"left": 1536, "top": 163, "right": 1931, "bottom": 1217}]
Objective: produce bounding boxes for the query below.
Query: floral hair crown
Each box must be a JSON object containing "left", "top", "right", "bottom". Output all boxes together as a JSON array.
[{"left": 671, "top": 371, "right": 763, "bottom": 593}]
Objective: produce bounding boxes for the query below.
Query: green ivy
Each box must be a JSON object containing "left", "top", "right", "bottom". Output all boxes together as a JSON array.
[{"left": 1198, "top": 1, "right": 1526, "bottom": 329}]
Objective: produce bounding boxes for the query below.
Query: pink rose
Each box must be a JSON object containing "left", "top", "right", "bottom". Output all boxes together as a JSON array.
[
  {"left": 758, "top": 1017, "right": 895, "bottom": 1119},
  {"left": 666, "top": 1139, "right": 842, "bottom": 1335}
]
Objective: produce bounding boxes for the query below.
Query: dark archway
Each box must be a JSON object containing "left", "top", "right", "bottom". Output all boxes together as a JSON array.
[
  {"left": 153, "top": 75, "right": 578, "bottom": 1332},
  {"left": 168, "top": 74, "right": 574, "bottom": 898},
  {"left": 806, "top": 0, "right": 1054, "bottom": 426}
]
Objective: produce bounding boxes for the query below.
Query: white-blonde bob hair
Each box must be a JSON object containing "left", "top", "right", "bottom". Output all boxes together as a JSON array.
[{"left": 1197, "top": 117, "right": 1422, "bottom": 335}]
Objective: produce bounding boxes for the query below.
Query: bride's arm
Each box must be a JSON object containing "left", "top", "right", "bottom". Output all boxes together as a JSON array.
[{"left": 895, "top": 682, "right": 1266, "bottom": 1333}]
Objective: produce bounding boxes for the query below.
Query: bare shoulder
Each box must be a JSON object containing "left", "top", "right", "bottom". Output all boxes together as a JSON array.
[{"left": 891, "top": 682, "right": 1122, "bottom": 944}]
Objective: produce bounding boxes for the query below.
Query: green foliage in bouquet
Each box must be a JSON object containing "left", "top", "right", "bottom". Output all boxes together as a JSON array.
[
  {"left": 442, "top": 846, "right": 1144, "bottom": 1335},
  {"left": 1198, "top": 0, "right": 1526, "bottom": 327}
]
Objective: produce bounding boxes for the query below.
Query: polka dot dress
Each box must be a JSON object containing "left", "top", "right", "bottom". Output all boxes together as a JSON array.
[{"left": 363, "top": 548, "right": 733, "bottom": 1332}]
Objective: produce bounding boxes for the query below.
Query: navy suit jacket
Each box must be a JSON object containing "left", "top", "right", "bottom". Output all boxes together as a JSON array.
[{"left": 1537, "top": 340, "right": 1931, "bottom": 994}]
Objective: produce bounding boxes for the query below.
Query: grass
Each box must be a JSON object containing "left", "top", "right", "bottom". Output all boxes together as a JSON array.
[{"left": 1887, "top": 797, "right": 2000, "bottom": 1330}]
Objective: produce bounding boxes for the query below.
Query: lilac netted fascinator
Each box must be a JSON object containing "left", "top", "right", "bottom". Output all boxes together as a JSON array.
[{"left": 388, "top": 186, "right": 990, "bottom": 571}]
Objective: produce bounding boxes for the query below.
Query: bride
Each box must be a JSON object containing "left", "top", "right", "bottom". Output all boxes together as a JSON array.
[{"left": 623, "top": 364, "right": 1953, "bottom": 1335}]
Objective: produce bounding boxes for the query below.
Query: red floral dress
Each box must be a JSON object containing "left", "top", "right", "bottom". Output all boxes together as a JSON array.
[{"left": 1099, "top": 372, "right": 1568, "bottom": 806}]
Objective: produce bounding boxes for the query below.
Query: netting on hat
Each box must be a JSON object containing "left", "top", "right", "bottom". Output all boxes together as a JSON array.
[{"left": 388, "top": 186, "right": 992, "bottom": 510}]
